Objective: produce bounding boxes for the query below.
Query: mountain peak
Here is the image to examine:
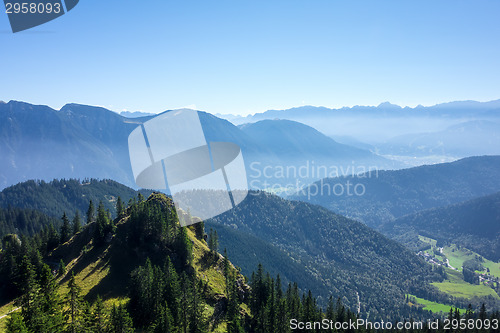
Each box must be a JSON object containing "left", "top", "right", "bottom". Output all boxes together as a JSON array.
[{"left": 377, "top": 101, "right": 402, "bottom": 109}]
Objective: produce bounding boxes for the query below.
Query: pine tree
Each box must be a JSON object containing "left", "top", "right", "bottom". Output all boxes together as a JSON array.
[
  {"left": 479, "top": 303, "right": 487, "bottom": 320},
  {"left": 163, "top": 257, "right": 181, "bottom": 323},
  {"left": 326, "top": 295, "right": 335, "bottom": 321},
  {"left": 109, "top": 304, "right": 134, "bottom": 333},
  {"left": 37, "top": 264, "right": 64, "bottom": 332},
  {"left": 208, "top": 228, "right": 219, "bottom": 255},
  {"left": 116, "top": 196, "right": 125, "bottom": 218},
  {"left": 194, "top": 220, "right": 205, "bottom": 241},
  {"left": 86, "top": 200, "right": 95, "bottom": 224},
  {"left": 72, "top": 211, "right": 81, "bottom": 235},
  {"left": 265, "top": 278, "right": 277, "bottom": 333},
  {"left": 64, "top": 273, "right": 82, "bottom": 333},
  {"left": 58, "top": 259, "right": 66, "bottom": 276},
  {"left": 94, "top": 201, "right": 111, "bottom": 244},
  {"left": 81, "top": 301, "right": 94, "bottom": 332},
  {"left": 189, "top": 279, "right": 206, "bottom": 333},
  {"left": 6, "top": 312, "right": 28, "bottom": 333},
  {"left": 153, "top": 302, "right": 175, "bottom": 333},
  {"left": 176, "top": 227, "right": 193, "bottom": 266},
  {"left": 47, "top": 223, "right": 60, "bottom": 251},
  {"left": 60, "top": 212, "right": 71, "bottom": 244},
  {"left": 17, "top": 255, "right": 39, "bottom": 329},
  {"left": 92, "top": 296, "right": 107, "bottom": 332},
  {"left": 213, "top": 230, "right": 219, "bottom": 253},
  {"left": 227, "top": 270, "right": 244, "bottom": 333},
  {"left": 179, "top": 272, "right": 191, "bottom": 333}
]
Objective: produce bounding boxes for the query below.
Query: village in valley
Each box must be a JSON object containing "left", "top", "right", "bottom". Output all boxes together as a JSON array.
[{"left": 416, "top": 236, "right": 500, "bottom": 292}]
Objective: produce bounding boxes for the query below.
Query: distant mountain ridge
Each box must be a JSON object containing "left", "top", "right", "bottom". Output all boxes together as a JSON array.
[
  {"left": 377, "top": 120, "right": 500, "bottom": 157},
  {"left": 226, "top": 99, "right": 500, "bottom": 124},
  {"left": 291, "top": 156, "right": 500, "bottom": 228},
  {"left": 120, "top": 110, "right": 156, "bottom": 118},
  {"left": 0, "top": 100, "right": 392, "bottom": 191},
  {"left": 0, "top": 101, "right": 138, "bottom": 189},
  {"left": 221, "top": 99, "right": 500, "bottom": 144}
]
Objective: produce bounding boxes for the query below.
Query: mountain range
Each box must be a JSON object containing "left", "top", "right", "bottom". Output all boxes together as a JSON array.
[
  {"left": 0, "top": 100, "right": 395, "bottom": 191},
  {"left": 376, "top": 120, "right": 500, "bottom": 158},
  {"left": 291, "top": 156, "right": 500, "bottom": 228},
  {"left": 219, "top": 100, "right": 500, "bottom": 154}
]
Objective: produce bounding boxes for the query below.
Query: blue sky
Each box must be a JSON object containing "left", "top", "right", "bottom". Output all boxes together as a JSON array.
[{"left": 1, "top": 0, "right": 499, "bottom": 115}]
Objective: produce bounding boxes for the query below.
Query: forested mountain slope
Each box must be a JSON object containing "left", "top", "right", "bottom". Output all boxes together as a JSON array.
[
  {"left": 291, "top": 156, "right": 500, "bottom": 228},
  {"left": 208, "top": 191, "right": 447, "bottom": 320},
  {"left": 382, "top": 191, "right": 500, "bottom": 261}
]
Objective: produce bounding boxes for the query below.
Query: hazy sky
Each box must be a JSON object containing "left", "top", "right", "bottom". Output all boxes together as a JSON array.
[{"left": 1, "top": 1, "right": 499, "bottom": 115}]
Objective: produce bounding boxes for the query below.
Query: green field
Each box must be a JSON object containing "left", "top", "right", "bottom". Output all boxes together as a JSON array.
[
  {"left": 432, "top": 281, "right": 499, "bottom": 299},
  {"left": 440, "top": 244, "right": 500, "bottom": 279},
  {"left": 441, "top": 245, "right": 477, "bottom": 271},
  {"left": 408, "top": 294, "right": 465, "bottom": 314},
  {"left": 432, "top": 269, "right": 499, "bottom": 299},
  {"left": 418, "top": 235, "right": 437, "bottom": 247},
  {"left": 482, "top": 261, "right": 500, "bottom": 279},
  {"left": 418, "top": 236, "right": 500, "bottom": 280}
]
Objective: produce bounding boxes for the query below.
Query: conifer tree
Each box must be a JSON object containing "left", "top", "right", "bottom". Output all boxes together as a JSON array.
[
  {"left": 153, "top": 302, "right": 175, "bottom": 333},
  {"left": 194, "top": 220, "right": 205, "bottom": 241},
  {"left": 94, "top": 201, "right": 111, "bottom": 244},
  {"left": 179, "top": 272, "right": 190, "bottom": 333},
  {"left": 189, "top": 279, "right": 206, "bottom": 333},
  {"left": 479, "top": 303, "right": 487, "bottom": 320},
  {"left": 81, "top": 301, "right": 94, "bottom": 332},
  {"left": 17, "top": 255, "right": 39, "bottom": 329},
  {"left": 6, "top": 312, "right": 28, "bottom": 333},
  {"left": 176, "top": 227, "right": 193, "bottom": 266},
  {"left": 227, "top": 270, "right": 244, "bottom": 333},
  {"left": 86, "top": 200, "right": 95, "bottom": 224},
  {"left": 60, "top": 212, "right": 71, "bottom": 244},
  {"left": 58, "top": 259, "right": 66, "bottom": 276},
  {"left": 163, "top": 257, "right": 181, "bottom": 323},
  {"left": 116, "top": 196, "right": 125, "bottom": 218},
  {"left": 208, "top": 228, "right": 219, "bottom": 255},
  {"left": 37, "top": 264, "right": 64, "bottom": 332},
  {"left": 92, "top": 295, "right": 107, "bottom": 332},
  {"left": 64, "top": 273, "right": 82, "bottom": 333},
  {"left": 72, "top": 211, "right": 81, "bottom": 235},
  {"left": 109, "top": 304, "right": 134, "bottom": 333},
  {"left": 47, "top": 223, "right": 60, "bottom": 251}
]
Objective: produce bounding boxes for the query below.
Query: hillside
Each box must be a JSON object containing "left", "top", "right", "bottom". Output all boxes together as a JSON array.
[
  {"left": 239, "top": 119, "right": 397, "bottom": 185},
  {"left": 0, "top": 192, "right": 376, "bottom": 332},
  {"left": 0, "top": 206, "right": 58, "bottom": 238},
  {"left": 377, "top": 120, "right": 500, "bottom": 158},
  {"left": 382, "top": 192, "right": 500, "bottom": 261},
  {"left": 207, "top": 191, "right": 447, "bottom": 321},
  {"left": 0, "top": 193, "right": 251, "bottom": 332},
  {"left": 0, "top": 179, "right": 150, "bottom": 221},
  {"left": 291, "top": 156, "right": 500, "bottom": 228}
]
